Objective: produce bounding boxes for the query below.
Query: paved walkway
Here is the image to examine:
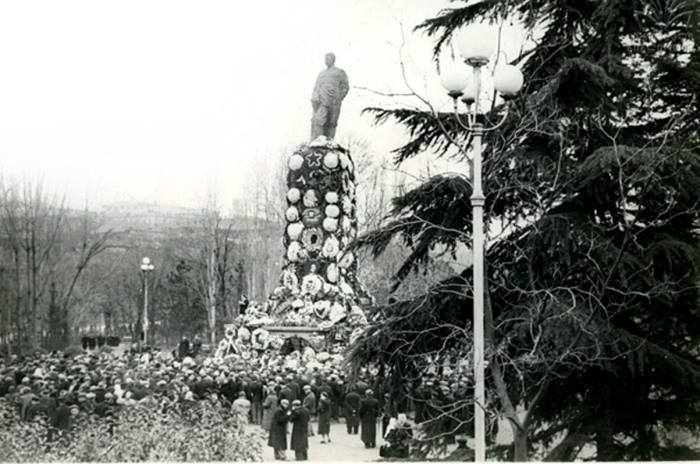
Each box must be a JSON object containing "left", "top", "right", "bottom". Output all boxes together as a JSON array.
[{"left": 260, "top": 420, "right": 381, "bottom": 462}]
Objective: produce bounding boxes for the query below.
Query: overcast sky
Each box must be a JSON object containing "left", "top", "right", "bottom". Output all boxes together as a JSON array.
[{"left": 0, "top": 0, "right": 527, "bottom": 210}]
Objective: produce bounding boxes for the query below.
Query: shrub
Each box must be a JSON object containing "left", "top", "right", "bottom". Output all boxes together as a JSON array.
[{"left": 0, "top": 399, "right": 264, "bottom": 461}]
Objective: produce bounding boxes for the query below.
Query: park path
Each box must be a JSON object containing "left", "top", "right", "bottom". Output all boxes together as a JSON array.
[{"left": 260, "top": 420, "right": 380, "bottom": 462}]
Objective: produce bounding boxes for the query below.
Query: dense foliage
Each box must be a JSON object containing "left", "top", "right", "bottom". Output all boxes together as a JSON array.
[
  {"left": 0, "top": 399, "right": 264, "bottom": 462},
  {"left": 351, "top": 0, "right": 700, "bottom": 460}
]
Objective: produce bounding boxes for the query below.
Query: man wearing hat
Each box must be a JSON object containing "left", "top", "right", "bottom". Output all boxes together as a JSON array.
[
  {"left": 331, "top": 377, "right": 344, "bottom": 421},
  {"left": 359, "top": 389, "right": 380, "bottom": 448},
  {"left": 287, "top": 375, "right": 301, "bottom": 402},
  {"left": 344, "top": 386, "right": 361, "bottom": 435},
  {"left": 280, "top": 381, "right": 295, "bottom": 403},
  {"left": 245, "top": 374, "right": 261, "bottom": 424},
  {"left": 269, "top": 398, "right": 290, "bottom": 460},
  {"left": 289, "top": 399, "right": 310, "bottom": 461},
  {"left": 302, "top": 385, "right": 316, "bottom": 436}
]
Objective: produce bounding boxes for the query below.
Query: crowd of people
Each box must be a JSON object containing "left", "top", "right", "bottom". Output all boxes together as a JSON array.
[{"left": 0, "top": 338, "right": 473, "bottom": 461}]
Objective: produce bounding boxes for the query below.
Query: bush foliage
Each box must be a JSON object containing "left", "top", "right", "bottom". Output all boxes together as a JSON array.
[{"left": 0, "top": 399, "right": 265, "bottom": 462}]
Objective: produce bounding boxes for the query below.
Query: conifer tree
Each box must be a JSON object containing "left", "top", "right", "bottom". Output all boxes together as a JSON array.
[{"left": 351, "top": 0, "right": 700, "bottom": 460}]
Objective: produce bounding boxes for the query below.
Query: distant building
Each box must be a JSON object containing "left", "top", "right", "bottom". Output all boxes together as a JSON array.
[
  {"left": 99, "top": 201, "right": 279, "bottom": 243},
  {"left": 100, "top": 201, "right": 200, "bottom": 231}
]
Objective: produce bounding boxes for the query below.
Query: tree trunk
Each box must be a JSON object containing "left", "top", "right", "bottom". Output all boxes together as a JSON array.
[
  {"left": 207, "top": 249, "right": 217, "bottom": 346},
  {"left": 12, "top": 249, "right": 22, "bottom": 355},
  {"left": 25, "top": 245, "right": 34, "bottom": 349},
  {"left": 596, "top": 390, "right": 615, "bottom": 460},
  {"left": 544, "top": 431, "right": 587, "bottom": 461},
  {"left": 30, "top": 228, "right": 41, "bottom": 350},
  {"left": 596, "top": 418, "right": 615, "bottom": 460},
  {"left": 47, "top": 280, "right": 59, "bottom": 350},
  {"left": 513, "top": 426, "right": 528, "bottom": 462}
]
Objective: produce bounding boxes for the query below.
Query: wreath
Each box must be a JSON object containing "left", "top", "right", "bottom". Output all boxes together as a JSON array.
[
  {"left": 302, "top": 208, "right": 323, "bottom": 227},
  {"left": 301, "top": 273, "right": 324, "bottom": 296},
  {"left": 322, "top": 236, "right": 340, "bottom": 258},
  {"left": 302, "top": 227, "right": 323, "bottom": 252},
  {"left": 303, "top": 189, "right": 320, "bottom": 208}
]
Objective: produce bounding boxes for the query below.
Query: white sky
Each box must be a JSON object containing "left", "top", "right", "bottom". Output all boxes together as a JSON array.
[{"left": 0, "top": 0, "right": 528, "bottom": 210}]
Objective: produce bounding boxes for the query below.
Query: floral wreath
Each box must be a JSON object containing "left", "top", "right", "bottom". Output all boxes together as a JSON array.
[
  {"left": 301, "top": 273, "right": 324, "bottom": 296},
  {"left": 302, "top": 227, "right": 323, "bottom": 252}
]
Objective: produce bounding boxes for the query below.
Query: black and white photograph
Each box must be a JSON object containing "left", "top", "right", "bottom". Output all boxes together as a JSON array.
[{"left": 0, "top": 0, "right": 699, "bottom": 462}]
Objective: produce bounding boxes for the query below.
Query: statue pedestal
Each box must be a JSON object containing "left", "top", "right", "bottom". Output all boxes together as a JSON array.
[
  {"left": 265, "top": 325, "right": 332, "bottom": 354},
  {"left": 263, "top": 325, "right": 328, "bottom": 342}
]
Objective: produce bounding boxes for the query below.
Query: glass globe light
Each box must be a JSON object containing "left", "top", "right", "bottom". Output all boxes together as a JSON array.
[
  {"left": 493, "top": 65, "right": 524, "bottom": 97},
  {"left": 142, "top": 257, "right": 150, "bottom": 266},
  {"left": 457, "top": 24, "right": 496, "bottom": 65},
  {"left": 439, "top": 61, "right": 469, "bottom": 97}
]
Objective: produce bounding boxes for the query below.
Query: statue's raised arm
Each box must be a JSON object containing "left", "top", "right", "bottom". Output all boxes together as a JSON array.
[{"left": 310, "top": 53, "right": 349, "bottom": 141}]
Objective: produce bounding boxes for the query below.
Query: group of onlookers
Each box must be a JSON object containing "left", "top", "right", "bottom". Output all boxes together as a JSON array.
[{"left": 0, "top": 342, "right": 472, "bottom": 461}]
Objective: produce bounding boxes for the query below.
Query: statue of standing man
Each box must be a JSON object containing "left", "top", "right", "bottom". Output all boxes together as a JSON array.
[{"left": 311, "top": 53, "right": 349, "bottom": 140}]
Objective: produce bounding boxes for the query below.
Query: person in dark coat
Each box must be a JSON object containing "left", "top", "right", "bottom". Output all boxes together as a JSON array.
[
  {"left": 262, "top": 387, "right": 279, "bottom": 432},
  {"left": 317, "top": 391, "right": 332, "bottom": 443},
  {"left": 0, "top": 376, "right": 12, "bottom": 397},
  {"left": 53, "top": 400, "right": 72, "bottom": 431},
  {"left": 94, "top": 395, "right": 112, "bottom": 418},
  {"left": 287, "top": 377, "right": 301, "bottom": 401},
  {"left": 344, "top": 388, "right": 361, "bottom": 434},
  {"left": 239, "top": 294, "right": 249, "bottom": 315},
  {"left": 220, "top": 375, "right": 237, "bottom": 405},
  {"left": 280, "top": 383, "right": 295, "bottom": 403},
  {"left": 302, "top": 385, "right": 316, "bottom": 436},
  {"left": 382, "top": 392, "right": 397, "bottom": 438},
  {"left": 268, "top": 398, "right": 290, "bottom": 460},
  {"left": 177, "top": 337, "right": 190, "bottom": 360},
  {"left": 356, "top": 379, "right": 369, "bottom": 395},
  {"left": 248, "top": 375, "right": 264, "bottom": 425},
  {"left": 289, "top": 399, "right": 310, "bottom": 461},
  {"left": 330, "top": 378, "right": 344, "bottom": 420},
  {"left": 359, "top": 389, "right": 380, "bottom": 448},
  {"left": 191, "top": 336, "right": 202, "bottom": 356}
]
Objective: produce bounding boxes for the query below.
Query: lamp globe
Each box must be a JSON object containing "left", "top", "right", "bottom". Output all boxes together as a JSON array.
[
  {"left": 493, "top": 65, "right": 524, "bottom": 97},
  {"left": 439, "top": 61, "right": 469, "bottom": 98},
  {"left": 457, "top": 24, "right": 496, "bottom": 65}
]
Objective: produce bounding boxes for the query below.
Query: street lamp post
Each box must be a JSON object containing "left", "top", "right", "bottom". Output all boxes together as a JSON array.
[
  {"left": 438, "top": 24, "right": 524, "bottom": 462},
  {"left": 140, "top": 257, "right": 155, "bottom": 346}
]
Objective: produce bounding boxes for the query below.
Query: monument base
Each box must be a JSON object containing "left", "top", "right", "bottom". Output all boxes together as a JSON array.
[{"left": 263, "top": 325, "right": 328, "bottom": 342}]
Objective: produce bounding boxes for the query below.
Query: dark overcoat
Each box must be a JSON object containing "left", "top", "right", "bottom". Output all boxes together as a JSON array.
[
  {"left": 359, "top": 396, "right": 380, "bottom": 445},
  {"left": 290, "top": 406, "right": 310, "bottom": 451},
  {"left": 344, "top": 391, "right": 361, "bottom": 427},
  {"left": 280, "top": 386, "right": 295, "bottom": 403},
  {"left": 267, "top": 406, "right": 289, "bottom": 450},
  {"left": 317, "top": 396, "right": 332, "bottom": 434},
  {"left": 303, "top": 391, "right": 317, "bottom": 415}
]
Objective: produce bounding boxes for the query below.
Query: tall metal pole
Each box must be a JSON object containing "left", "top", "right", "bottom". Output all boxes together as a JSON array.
[
  {"left": 471, "top": 64, "right": 486, "bottom": 462},
  {"left": 143, "top": 271, "right": 149, "bottom": 346}
]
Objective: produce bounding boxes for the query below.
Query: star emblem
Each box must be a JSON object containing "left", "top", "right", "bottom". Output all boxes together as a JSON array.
[{"left": 306, "top": 151, "right": 322, "bottom": 168}]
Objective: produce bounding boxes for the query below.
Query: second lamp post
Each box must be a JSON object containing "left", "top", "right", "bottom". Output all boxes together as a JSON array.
[{"left": 438, "top": 24, "right": 524, "bottom": 462}]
